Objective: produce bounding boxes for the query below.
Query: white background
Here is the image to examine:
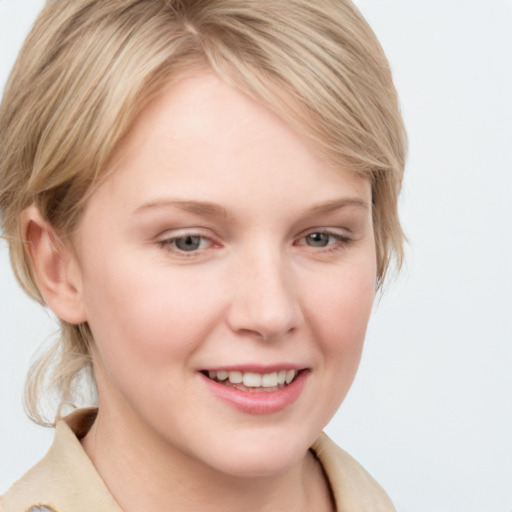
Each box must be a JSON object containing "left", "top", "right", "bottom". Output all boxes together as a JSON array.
[{"left": 1, "top": 1, "right": 511, "bottom": 511}]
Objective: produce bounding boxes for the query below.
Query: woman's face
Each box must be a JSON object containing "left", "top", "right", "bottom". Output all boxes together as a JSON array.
[{"left": 71, "top": 71, "right": 376, "bottom": 477}]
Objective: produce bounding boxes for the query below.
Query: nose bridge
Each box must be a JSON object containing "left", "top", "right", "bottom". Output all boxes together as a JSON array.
[{"left": 227, "top": 242, "right": 302, "bottom": 339}]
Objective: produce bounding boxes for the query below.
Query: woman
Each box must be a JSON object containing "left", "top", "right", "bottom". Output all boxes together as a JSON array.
[{"left": 0, "top": 1, "right": 406, "bottom": 510}]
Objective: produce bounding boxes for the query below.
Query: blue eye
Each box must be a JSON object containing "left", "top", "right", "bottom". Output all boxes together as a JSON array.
[
  {"left": 159, "top": 234, "right": 212, "bottom": 254},
  {"left": 304, "top": 232, "right": 348, "bottom": 247},
  {"left": 295, "top": 230, "right": 352, "bottom": 253},
  {"left": 173, "top": 235, "right": 204, "bottom": 252},
  {"left": 305, "top": 232, "right": 333, "bottom": 247}
]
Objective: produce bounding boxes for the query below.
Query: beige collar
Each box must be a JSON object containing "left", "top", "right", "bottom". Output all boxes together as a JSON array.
[
  {"left": 310, "top": 434, "right": 395, "bottom": 511},
  {"left": 2, "top": 408, "right": 121, "bottom": 512}
]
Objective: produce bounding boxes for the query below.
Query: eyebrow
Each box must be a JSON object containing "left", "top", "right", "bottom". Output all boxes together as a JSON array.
[
  {"left": 133, "top": 197, "right": 369, "bottom": 218},
  {"left": 133, "top": 199, "right": 229, "bottom": 218},
  {"left": 305, "top": 198, "right": 370, "bottom": 216}
]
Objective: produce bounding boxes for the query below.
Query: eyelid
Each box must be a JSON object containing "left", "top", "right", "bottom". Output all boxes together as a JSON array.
[
  {"left": 293, "top": 228, "right": 353, "bottom": 253},
  {"left": 155, "top": 226, "right": 217, "bottom": 241},
  {"left": 296, "top": 227, "right": 352, "bottom": 241},
  {"left": 155, "top": 228, "right": 221, "bottom": 255}
]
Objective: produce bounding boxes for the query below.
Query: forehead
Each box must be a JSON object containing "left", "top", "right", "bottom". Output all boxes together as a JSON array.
[{"left": 84, "top": 70, "right": 371, "bottom": 222}]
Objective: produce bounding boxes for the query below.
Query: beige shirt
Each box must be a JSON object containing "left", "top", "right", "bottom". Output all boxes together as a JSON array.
[{"left": 1, "top": 409, "right": 395, "bottom": 512}]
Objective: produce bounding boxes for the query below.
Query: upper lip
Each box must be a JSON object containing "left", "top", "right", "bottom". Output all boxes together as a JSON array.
[{"left": 200, "top": 364, "right": 308, "bottom": 373}]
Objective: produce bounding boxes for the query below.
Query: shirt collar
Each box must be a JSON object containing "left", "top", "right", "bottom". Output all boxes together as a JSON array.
[{"left": 2, "top": 408, "right": 121, "bottom": 512}]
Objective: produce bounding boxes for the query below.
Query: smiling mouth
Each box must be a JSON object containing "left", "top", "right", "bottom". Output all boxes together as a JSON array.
[{"left": 202, "top": 369, "right": 300, "bottom": 392}]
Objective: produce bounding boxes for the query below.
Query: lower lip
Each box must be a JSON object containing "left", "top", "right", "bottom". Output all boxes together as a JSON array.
[{"left": 201, "top": 371, "right": 308, "bottom": 415}]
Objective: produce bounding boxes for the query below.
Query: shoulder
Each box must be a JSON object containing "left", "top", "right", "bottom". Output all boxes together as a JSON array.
[
  {"left": 0, "top": 451, "right": 62, "bottom": 512},
  {"left": 1, "top": 409, "right": 120, "bottom": 512},
  {"left": 311, "top": 433, "right": 396, "bottom": 512}
]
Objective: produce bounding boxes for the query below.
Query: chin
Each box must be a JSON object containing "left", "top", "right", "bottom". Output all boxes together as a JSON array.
[
  {"left": 198, "top": 428, "right": 314, "bottom": 478},
  {"left": 212, "top": 453, "right": 304, "bottom": 479}
]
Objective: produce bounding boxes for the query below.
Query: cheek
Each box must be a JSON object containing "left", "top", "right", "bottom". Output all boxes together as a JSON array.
[
  {"left": 297, "top": 261, "right": 376, "bottom": 433},
  {"left": 304, "top": 260, "right": 376, "bottom": 350},
  {"left": 80, "top": 254, "right": 222, "bottom": 372}
]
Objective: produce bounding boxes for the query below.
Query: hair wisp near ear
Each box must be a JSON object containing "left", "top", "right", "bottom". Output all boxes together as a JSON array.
[{"left": 21, "top": 205, "right": 87, "bottom": 325}]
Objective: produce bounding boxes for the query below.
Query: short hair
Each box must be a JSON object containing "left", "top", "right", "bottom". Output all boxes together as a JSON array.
[{"left": 0, "top": 0, "right": 407, "bottom": 424}]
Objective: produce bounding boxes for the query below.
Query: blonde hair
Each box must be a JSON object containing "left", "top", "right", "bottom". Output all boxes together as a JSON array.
[{"left": 0, "top": 0, "right": 407, "bottom": 425}]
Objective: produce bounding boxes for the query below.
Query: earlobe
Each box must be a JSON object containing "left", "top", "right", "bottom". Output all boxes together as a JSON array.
[{"left": 21, "top": 206, "right": 87, "bottom": 325}]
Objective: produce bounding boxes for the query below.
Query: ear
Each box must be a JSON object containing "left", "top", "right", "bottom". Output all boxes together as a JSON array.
[{"left": 21, "top": 205, "right": 87, "bottom": 324}]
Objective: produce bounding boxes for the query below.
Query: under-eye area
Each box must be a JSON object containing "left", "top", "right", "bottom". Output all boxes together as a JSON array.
[{"left": 201, "top": 369, "right": 306, "bottom": 392}]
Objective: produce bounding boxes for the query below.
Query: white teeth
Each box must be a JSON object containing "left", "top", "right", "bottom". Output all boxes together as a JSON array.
[
  {"left": 261, "top": 372, "right": 278, "bottom": 388},
  {"left": 208, "top": 369, "right": 299, "bottom": 388},
  {"left": 285, "top": 369, "right": 297, "bottom": 384},
  {"left": 243, "top": 372, "right": 261, "bottom": 387},
  {"left": 228, "top": 371, "right": 243, "bottom": 384}
]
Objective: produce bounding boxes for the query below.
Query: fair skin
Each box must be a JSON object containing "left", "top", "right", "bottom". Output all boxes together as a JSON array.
[{"left": 26, "top": 70, "right": 376, "bottom": 511}]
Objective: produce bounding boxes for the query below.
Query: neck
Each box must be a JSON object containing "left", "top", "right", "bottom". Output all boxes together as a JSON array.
[{"left": 81, "top": 405, "right": 333, "bottom": 512}]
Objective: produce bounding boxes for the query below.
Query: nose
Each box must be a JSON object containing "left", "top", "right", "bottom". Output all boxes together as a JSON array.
[{"left": 226, "top": 248, "right": 303, "bottom": 341}]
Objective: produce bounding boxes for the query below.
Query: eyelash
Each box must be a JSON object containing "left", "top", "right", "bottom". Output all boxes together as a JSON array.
[
  {"left": 157, "top": 232, "right": 215, "bottom": 256},
  {"left": 295, "top": 230, "right": 352, "bottom": 253},
  {"left": 156, "top": 229, "right": 352, "bottom": 257}
]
